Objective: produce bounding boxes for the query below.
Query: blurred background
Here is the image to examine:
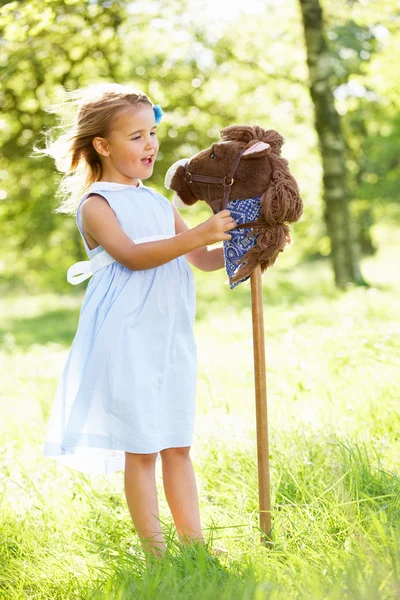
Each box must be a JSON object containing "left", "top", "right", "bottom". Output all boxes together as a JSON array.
[
  {"left": 0, "top": 0, "right": 399, "bottom": 293},
  {"left": 1, "top": 3, "right": 400, "bottom": 596}
]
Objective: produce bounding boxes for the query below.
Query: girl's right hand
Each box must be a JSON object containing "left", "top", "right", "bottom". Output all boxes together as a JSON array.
[{"left": 195, "top": 210, "right": 237, "bottom": 245}]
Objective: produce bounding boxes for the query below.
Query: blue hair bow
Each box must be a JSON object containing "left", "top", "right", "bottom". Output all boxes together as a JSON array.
[{"left": 153, "top": 104, "right": 164, "bottom": 124}]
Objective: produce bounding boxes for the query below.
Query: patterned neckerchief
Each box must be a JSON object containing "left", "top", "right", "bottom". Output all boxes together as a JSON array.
[{"left": 223, "top": 197, "right": 261, "bottom": 289}]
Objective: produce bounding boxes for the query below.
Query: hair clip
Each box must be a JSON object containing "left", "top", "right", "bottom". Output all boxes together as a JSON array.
[{"left": 153, "top": 104, "right": 164, "bottom": 124}]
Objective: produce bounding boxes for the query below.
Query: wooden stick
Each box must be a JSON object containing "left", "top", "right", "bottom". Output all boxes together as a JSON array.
[{"left": 250, "top": 265, "right": 272, "bottom": 542}]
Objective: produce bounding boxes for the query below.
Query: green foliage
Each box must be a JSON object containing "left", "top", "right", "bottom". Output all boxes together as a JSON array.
[
  {"left": 0, "top": 0, "right": 131, "bottom": 292},
  {"left": 0, "top": 0, "right": 399, "bottom": 291}
]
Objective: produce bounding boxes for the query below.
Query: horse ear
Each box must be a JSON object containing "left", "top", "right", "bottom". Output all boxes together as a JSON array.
[
  {"left": 242, "top": 141, "right": 271, "bottom": 158},
  {"left": 254, "top": 128, "right": 285, "bottom": 156}
]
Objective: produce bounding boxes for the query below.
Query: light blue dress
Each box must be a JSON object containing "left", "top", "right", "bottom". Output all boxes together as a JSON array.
[{"left": 43, "top": 181, "right": 197, "bottom": 475}]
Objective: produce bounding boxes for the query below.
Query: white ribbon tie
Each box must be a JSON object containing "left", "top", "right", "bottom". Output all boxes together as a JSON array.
[{"left": 67, "top": 235, "right": 172, "bottom": 285}]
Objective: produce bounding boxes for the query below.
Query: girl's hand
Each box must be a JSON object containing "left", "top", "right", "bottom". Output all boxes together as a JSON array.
[{"left": 195, "top": 210, "right": 237, "bottom": 245}]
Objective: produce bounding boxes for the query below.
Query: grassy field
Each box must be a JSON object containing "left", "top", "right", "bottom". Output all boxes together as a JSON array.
[{"left": 1, "top": 225, "right": 400, "bottom": 599}]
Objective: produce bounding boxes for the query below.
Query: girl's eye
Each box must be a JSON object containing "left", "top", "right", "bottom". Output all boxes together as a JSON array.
[
  {"left": 210, "top": 152, "right": 216, "bottom": 159},
  {"left": 131, "top": 132, "right": 157, "bottom": 140}
]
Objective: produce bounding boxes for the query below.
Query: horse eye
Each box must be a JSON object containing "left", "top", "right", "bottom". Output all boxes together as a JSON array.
[{"left": 210, "top": 152, "right": 216, "bottom": 159}]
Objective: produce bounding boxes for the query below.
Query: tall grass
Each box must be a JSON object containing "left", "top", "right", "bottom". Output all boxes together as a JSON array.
[{"left": 1, "top": 226, "right": 399, "bottom": 599}]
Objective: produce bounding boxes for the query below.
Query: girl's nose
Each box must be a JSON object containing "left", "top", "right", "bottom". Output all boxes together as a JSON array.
[{"left": 145, "top": 137, "right": 157, "bottom": 150}]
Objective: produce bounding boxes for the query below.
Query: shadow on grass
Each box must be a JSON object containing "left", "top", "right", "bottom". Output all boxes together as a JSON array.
[{"left": 0, "top": 307, "right": 80, "bottom": 349}]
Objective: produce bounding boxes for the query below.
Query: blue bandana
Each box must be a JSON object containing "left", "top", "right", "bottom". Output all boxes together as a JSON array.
[
  {"left": 153, "top": 104, "right": 164, "bottom": 124},
  {"left": 223, "top": 197, "right": 262, "bottom": 289}
]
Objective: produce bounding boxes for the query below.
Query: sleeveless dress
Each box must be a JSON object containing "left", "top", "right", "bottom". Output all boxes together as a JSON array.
[{"left": 42, "top": 181, "right": 197, "bottom": 475}]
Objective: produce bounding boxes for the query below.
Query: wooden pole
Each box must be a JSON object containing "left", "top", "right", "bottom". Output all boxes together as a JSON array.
[{"left": 250, "top": 265, "right": 271, "bottom": 542}]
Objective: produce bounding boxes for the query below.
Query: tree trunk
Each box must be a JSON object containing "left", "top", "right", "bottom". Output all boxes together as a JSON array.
[{"left": 298, "top": 0, "right": 365, "bottom": 287}]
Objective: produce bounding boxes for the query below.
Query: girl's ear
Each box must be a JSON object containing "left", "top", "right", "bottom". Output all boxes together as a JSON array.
[{"left": 92, "top": 137, "right": 109, "bottom": 157}]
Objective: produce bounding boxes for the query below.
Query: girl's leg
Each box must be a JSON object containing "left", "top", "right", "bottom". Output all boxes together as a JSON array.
[
  {"left": 124, "top": 451, "right": 166, "bottom": 559},
  {"left": 160, "top": 446, "right": 205, "bottom": 546}
]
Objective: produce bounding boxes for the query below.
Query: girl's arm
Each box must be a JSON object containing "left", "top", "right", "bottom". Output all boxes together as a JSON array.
[
  {"left": 172, "top": 205, "right": 226, "bottom": 272},
  {"left": 81, "top": 195, "right": 236, "bottom": 271}
]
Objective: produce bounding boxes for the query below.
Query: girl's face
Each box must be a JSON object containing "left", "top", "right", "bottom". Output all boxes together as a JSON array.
[{"left": 95, "top": 104, "right": 159, "bottom": 185}]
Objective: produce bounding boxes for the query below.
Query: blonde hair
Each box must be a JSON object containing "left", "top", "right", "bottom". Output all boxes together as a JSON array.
[{"left": 37, "top": 83, "right": 153, "bottom": 214}]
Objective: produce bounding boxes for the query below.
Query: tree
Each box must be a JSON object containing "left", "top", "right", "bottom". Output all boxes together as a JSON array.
[
  {"left": 0, "top": 0, "right": 129, "bottom": 290},
  {"left": 0, "top": 0, "right": 397, "bottom": 292},
  {"left": 298, "top": 0, "right": 366, "bottom": 287}
]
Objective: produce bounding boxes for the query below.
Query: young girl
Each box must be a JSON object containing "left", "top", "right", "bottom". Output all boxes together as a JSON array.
[{"left": 41, "top": 83, "right": 236, "bottom": 560}]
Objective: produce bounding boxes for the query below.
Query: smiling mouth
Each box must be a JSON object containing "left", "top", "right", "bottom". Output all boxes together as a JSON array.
[{"left": 141, "top": 155, "right": 154, "bottom": 166}]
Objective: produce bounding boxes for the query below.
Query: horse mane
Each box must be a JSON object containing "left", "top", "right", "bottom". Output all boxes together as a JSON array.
[
  {"left": 221, "top": 125, "right": 284, "bottom": 156},
  {"left": 220, "top": 125, "right": 303, "bottom": 283}
]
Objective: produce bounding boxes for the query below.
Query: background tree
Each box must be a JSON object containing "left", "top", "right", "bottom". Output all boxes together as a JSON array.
[
  {"left": 0, "top": 0, "right": 398, "bottom": 293},
  {"left": 298, "top": 0, "right": 367, "bottom": 287},
  {"left": 0, "top": 0, "right": 129, "bottom": 289}
]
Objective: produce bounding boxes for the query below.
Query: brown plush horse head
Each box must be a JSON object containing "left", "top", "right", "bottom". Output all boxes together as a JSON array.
[{"left": 165, "top": 125, "right": 303, "bottom": 284}]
